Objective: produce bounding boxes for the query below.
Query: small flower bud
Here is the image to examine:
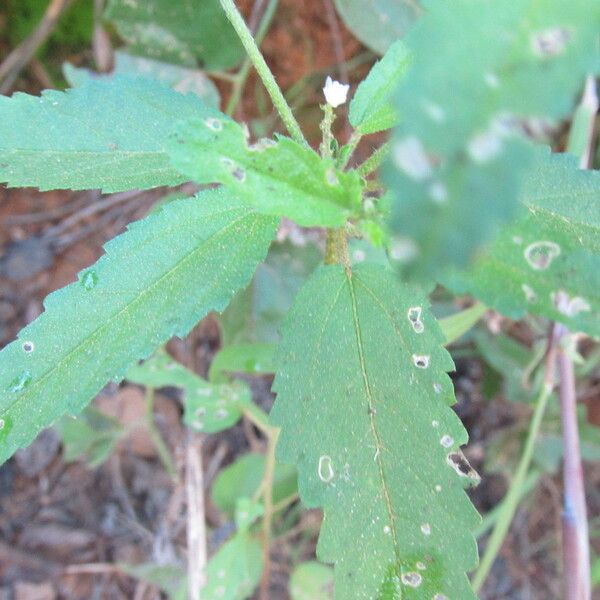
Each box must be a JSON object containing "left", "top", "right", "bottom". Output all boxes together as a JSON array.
[{"left": 323, "top": 76, "right": 349, "bottom": 108}]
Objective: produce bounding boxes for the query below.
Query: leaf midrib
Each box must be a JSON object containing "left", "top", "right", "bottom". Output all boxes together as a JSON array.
[{"left": 346, "top": 269, "right": 401, "bottom": 567}]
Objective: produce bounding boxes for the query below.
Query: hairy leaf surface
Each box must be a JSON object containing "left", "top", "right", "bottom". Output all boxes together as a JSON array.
[
  {"left": 385, "top": 0, "right": 600, "bottom": 278},
  {"left": 0, "top": 190, "right": 277, "bottom": 464},
  {"left": 349, "top": 40, "right": 411, "bottom": 134},
  {"left": 334, "top": 0, "right": 423, "bottom": 55},
  {"left": 169, "top": 118, "right": 363, "bottom": 227},
  {"left": 0, "top": 77, "right": 223, "bottom": 192},
  {"left": 271, "top": 264, "right": 480, "bottom": 599},
  {"left": 105, "top": 0, "right": 244, "bottom": 70},
  {"left": 447, "top": 152, "right": 600, "bottom": 338}
]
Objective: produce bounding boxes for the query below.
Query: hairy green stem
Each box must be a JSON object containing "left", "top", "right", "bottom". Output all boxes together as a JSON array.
[
  {"left": 472, "top": 327, "right": 558, "bottom": 592},
  {"left": 356, "top": 141, "right": 390, "bottom": 177},
  {"left": 325, "top": 228, "right": 350, "bottom": 267},
  {"left": 319, "top": 103, "right": 335, "bottom": 159},
  {"left": 219, "top": 0, "right": 307, "bottom": 146},
  {"left": 225, "top": 0, "right": 279, "bottom": 116}
]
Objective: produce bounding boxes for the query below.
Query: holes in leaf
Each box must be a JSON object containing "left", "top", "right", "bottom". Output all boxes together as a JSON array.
[
  {"left": 401, "top": 572, "right": 422, "bottom": 588},
  {"left": 524, "top": 241, "right": 560, "bottom": 270},
  {"left": 446, "top": 450, "right": 480, "bottom": 484},
  {"left": 204, "top": 117, "right": 223, "bottom": 131},
  {"left": 531, "top": 27, "right": 571, "bottom": 57},
  {"left": 440, "top": 435, "right": 454, "bottom": 449},
  {"left": 412, "top": 354, "right": 430, "bottom": 369},
  {"left": 80, "top": 270, "right": 98, "bottom": 290},
  {"left": 318, "top": 455, "right": 334, "bottom": 483},
  {"left": 521, "top": 283, "right": 538, "bottom": 303},
  {"left": 552, "top": 290, "right": 591, "bottom": 317},
  {"left": 407, "top": 307, "right": 424, "bottom": 333}
]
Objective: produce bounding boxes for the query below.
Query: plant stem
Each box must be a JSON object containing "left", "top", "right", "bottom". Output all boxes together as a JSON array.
[
  {"left": 325, "top": 227, "right": 350, "bottom": 268},
  {"left": 319, "top": 103, "right": 335, "bottom": 159},
  {"left": 186, "top": 432, "right": 207, "bottom": 599},
  {"left": 356, "top": 141, "right": 390, "bottom": 177},
  {"left": 145, "top": 387, "right": 177, "bottom": 479},
  {"left": 219, "top": 0, "right": 307, "bottom": 147},
  {"left": 556, "top": 325, "right": 591, "bottom": 600},
  {"left": 472, "top": 326, "right": 558, "bottom": 592},
  {"left": 557, "top": 76, "right": 596, "bottom": 600},
  {"left": 225, "top": 0, "right": 279, "bottom": 116},
  {"left": 241, "top": 404, "right": 280, "bottom": 600}
]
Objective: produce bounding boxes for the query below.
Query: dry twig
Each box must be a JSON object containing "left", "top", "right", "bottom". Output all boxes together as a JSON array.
[
  {"left": 0, "top": 0, "right": 74, "bottom": 94},
  {"left": 186, "top": 433, "right": 207, "bottom": 600}
]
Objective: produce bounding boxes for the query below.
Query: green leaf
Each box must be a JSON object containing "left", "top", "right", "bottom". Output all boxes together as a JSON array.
[
  {"left": 125, "top": 350, "right": 252, "bottom": 433},
  {"left": 0, "top": 189, "right": 277, "bottom": 465},
  {"left": 334, "top": 0, "right": 424, "bottom": 55},
  {"left": 235, "top": 497, "right": 264, "bottom": 532},
  {"left": 208, "top": 344, "right": 277, "bottom": 383},
  {"left": 56, "top": 407, "right": 123, "bottom": 468},
  {"left": 202, "top": 532, "right": 263, "bottom": 600},
  {"left": 212, "top": 452, "right": 298, "bottom": 516},
  {"left": 104, "top": 0, "right": 244, "bottom": 71},
  {"left": 447, "top": 152, "right": 600, "bottom": 338},
  {"left": 220, "top": 240, "right": 323, "bottom": 345},
  {"left": 271, "top": 264, "right": 480, "bottom": 599},
  {"left": 386, "top": 0, "right": 600, "bottom": 278},
  {"left": 169, "top": 119, "right": 363, "bottom": 227},
  {"left": 126, "top": 349, "right": 252, "bottom": 434},
  {"left": 126, "top": 348, "right": 201, "bottom": 388},
  {"left": 0, "top": 77, "right": 224, "bottom": 193},
  {"left": 184, "top": 380, "right": 250, "bottom": 434},
  {"left": 213, "top": 453, "right": 266, "bottom": 515},
  {"left": 64, "top": 50, "right": 221, "bottom": 108},
  {"left": 438, "top": 302, "right": 487, "bottom": 346},
  {"left": 289, "top": 561, "right": 334, "bottom": 600},
  {"left": 349, "top": 40, "right": 411, "bottom": 134}
]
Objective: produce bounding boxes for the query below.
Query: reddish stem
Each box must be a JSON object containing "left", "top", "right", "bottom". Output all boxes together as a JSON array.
[{"left": 556, "top": 326, "right": 591, "bottom": 600}]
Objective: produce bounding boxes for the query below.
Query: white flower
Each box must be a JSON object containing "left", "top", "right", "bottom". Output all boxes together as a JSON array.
[{"left": 323, "top": 76, "right": 349, "bottom": 108}]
